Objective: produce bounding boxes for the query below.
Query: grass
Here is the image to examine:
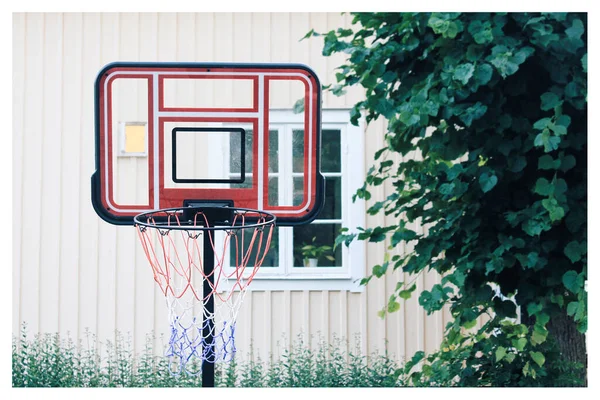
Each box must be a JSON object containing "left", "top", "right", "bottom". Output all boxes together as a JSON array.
[{"left": 12, "top": 324, "right": 404, "bottom": 388}]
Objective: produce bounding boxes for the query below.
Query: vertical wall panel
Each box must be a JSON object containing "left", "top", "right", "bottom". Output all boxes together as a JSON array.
[
  {"left": 325, "top": 12, "right": 347, "bottom": 108},
  {"left": 270, "top": 291, "right": 287, "bottom": 359},
  {"left": 77, "top": 12, "right": 101, "bottom": 340},
  {"left": 307, "top": 13, "right": 328, "bottom": 100},
  {"left": 134, "top": 12, "right": 159, "bottom": 356},
  {"left": 38, "top": 13, "right": 63, "bottom": 334},
  {"left": 308, "top": 291, "right": 323, "bottom": 350},
  {"left": 12, "top": 13, "right": 25, "bottom": 335},
  {"left": 20, "top": 12, "right": 45, "bottom": 336},
  {"left": 114, "top": 13, "right": 140, "bottom": 346},
  {"left": 96, "top": 12, "right": 120, "bottom": 346},
  {"left": 289, "top": 13, "right": 310, "bottom": 108},
  {"left": 59, "top": 13, "right": 83, "bottom": 339},
  {"left": 270, "top": 13, "right": 290, "bottom": 64},
  {"left": 364, "top": 117, "right": 388, "bottom": 356},
  {"left": 250, "top": 291, "right": 269, "bottom": 361},
  {"left": 153, "top": 12, "right": 178, "bottom": 348},
  {"left": 251, "top": 13, "right": 270, "bottom": 63},
  {"left": 194, "top": 13, "right": 214, "bottom": 63}
]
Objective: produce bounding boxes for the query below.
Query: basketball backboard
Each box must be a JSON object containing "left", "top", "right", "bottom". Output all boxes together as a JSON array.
[{"left": 91, "top": 62, "right": 324, "bottom": 226}]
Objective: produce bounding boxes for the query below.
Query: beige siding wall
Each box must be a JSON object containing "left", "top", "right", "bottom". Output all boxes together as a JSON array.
[{"left": 12, "top": 12, "right": 457, "bottom": 363}]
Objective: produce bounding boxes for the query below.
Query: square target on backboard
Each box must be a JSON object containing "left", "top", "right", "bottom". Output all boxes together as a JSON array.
[{"left": 91, "top": 62, "right": 324, "bottom": 226}]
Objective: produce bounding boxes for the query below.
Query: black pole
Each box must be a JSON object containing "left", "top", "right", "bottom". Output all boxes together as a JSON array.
[{"left": 202, "top": 229, "right": 215, "bottom": 388}]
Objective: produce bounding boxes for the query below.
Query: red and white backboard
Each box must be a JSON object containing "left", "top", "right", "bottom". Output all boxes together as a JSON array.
[{"left": 92, "top": 62, "right": 324, "bottom": 226}]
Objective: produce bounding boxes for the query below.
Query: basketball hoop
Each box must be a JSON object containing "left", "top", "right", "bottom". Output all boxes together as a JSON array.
[
  {"left": 92, "top": 61, "right": 324, "bottom": 387},
  {"left": 134, "top": 206, "right": 275, "bottom": 381}
]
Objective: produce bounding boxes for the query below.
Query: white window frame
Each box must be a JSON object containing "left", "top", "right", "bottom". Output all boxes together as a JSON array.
[{"left": 220, "top": 109, "right": 366, "bottom": 292}]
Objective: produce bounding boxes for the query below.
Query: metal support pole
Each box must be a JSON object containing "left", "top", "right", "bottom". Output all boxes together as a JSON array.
[{"left": 202, "top": 229, "right": 215, "bottom": 388}]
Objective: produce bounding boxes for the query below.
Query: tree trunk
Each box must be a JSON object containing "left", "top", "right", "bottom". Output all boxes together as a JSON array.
[{"left": 546, "top": 309, "right": 587, "bottom": 386}]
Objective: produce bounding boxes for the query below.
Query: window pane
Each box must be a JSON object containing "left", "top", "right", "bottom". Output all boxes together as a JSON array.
[
  {"left": 321, "top": 176, "right": 341, "bottom": 219},
  {"left": 293, "top": 223, "right": 342, "bottom": 267},
  {"left": 293, "top": 177, "right": 304, "bottom": 207},
  {"left": 321, "top": 129, "right": 341, "bottom": 173},
  {"left": 230, "top": 226, "right": 279, "bottom": 268},
  {"left": 292, "top": 129, "right": 305, "bottom": 172},
  {"left": 268, "top": 176, "right": 278, "bottom": 206},
  {"left": 268, "top": 129, "right": 278, "bottom": 173},
  {"left": 230, "top": 129, "right": 253, "bottom": 174}
]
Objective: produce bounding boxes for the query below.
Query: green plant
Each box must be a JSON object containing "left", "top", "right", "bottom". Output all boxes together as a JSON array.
[
  {"left": 12, "top": 326, "right": 404, "bottom": 387},
  {"left": 308, "top": 12, "right": 587, "bottom": 386},
  {"left": 300, "top": 237, "right": 335, "bottom": 262}
]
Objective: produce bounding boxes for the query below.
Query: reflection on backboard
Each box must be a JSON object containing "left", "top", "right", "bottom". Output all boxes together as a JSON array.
[{"left": 92, "top": 62, "right": 324, "bottom": 226}]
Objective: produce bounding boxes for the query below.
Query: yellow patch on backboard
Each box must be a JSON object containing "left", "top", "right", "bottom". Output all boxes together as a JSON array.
[{"left": 124, "top": 124, "right": 146, "bottom": 154}]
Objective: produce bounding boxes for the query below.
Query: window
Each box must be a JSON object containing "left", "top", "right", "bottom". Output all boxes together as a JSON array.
[{"left": 224, "top": 110, "right": 366, "bottom": 291}]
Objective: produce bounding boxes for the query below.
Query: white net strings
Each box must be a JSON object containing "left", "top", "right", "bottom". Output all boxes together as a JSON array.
[{"left": 135, "top": 211, "right": 273, "bottom": 376}]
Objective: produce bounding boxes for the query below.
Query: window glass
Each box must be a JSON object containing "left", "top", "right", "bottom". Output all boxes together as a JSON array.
[
  {"left": 230, "top": 225, "right": 279, "bottom": 268},
  {"left": 292, "top": 129, "right": 305, "bottom": 172},
  {"left": 320, "top": 176, "right": 342, "bottom": 220},
  {"left": 293, "top": 223, "right": 342, "bottom": 267},
  {"left": 321, "top": 129, "right": 341, "bottom": 172},
  {"left": 229, "top": 128, "right": 253, "bottom": 188}
]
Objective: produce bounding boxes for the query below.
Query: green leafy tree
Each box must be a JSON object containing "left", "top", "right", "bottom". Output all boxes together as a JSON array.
[{"left": 307, "top": 12, "right": 587, "bottom": 386}]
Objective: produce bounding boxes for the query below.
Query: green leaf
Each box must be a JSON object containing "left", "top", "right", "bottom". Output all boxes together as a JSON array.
[
  {"left": 388, "top": 299, "right": 401, "bottom": 313},
  {"left": 550, "top": 124, "right": 567, "bottom": 136},
  {"left": 566, "top": 301, "right": 578, "bottom": 317},
  {"left": 533, "top": 118, "right": 552, "bottom": 130},
  {"left": 479, "top": 172, "right": 498, "bottom": 193},
  {"left": 496, "top": 346, "right": 507, "bottom": 362},
  {"left": 562, "top": 269, "right": 580, "bottom": 293},
  {"left": 582, "top": 53, "right": 587, "bottom": 73},
  {"left": 293, "top": 98, "right": 305, "bottom": 114},
  {"left": 531, "top": 324, "right": 548, "bottom": 345},
  {"left": 527, "top": 302, "right": 543, "bottom": 316},
  {"left": 300, "top": 28, "right": 318, "bottom": 41},
  {"left": 509, "top": 156, "right": 527, "bottom": 173},
  {"left": 428, "top": 15, "right": 447, "bottom": 32},
  {"left": 439, "top": 182, "right": 455, "bottom": 195},
  {"left": 463, "top": 319, "right": 477, "bottom": 329},
  {"left": 459, "top": 102, "right": 488, "bottom": 126},
  {"left": 540, "top": 92, "right": 562, "bottom": 111},
  {"left": 536, "top": 312, "right": 550, "bottom": 326},
  {"left": 534, "top": 130, "right": 560, "bottom": 152},
  {"left": 523, "top": 361, "right": 531, "bottom": 377},
  {"left": 534, "top": 178, "right": 552, "bottom": 196},
  {"left": 565, "top": 19, "right": 584, "bottom": 39},
  {"left": 542, "top": 198, "right": 565, "bottom": 222},
  {"left": 513, "top": 46, "right": 535, "bottom": 64},
  {"left": 391, "top": 229, "right": 417, "bottom": 247},
  {"left": 446, "top": 21, "right": 462, "bottom": 39},
  {"left": 538, "top": 155, "right": 560, "bottom": 170},
  {"left": 564, "top": 241, "right": 584, "bottom": 263},
  {"left": 514, "top": 337, "right": 527, "bottom": 351},
  {"left": 556, "top": 114, "right": 571, "bottom": 129},
  {"left": 372, "top": 264, "right": 385, "bottom": 277},
  {"left": 559, "top": 154, "right": 576, "bottom": 172},
  {"left": 398, "top": 284, "right": 416, "bottom": 300},
  {"left": 336, "top": 27, "right": 353, "bottom": 38},
  {"left": 474, "top": 63, "right": 493, "bottom": 85},
  {"left": 399, "top": 109, "right": 420, "bottom": 126},
  {"left": 422, "top": 100, "right": 439, "bottom": 116},
  {"left": 468, "top": 20, "right": 493, "bottom": 44},
  {"left": 453, "top": 63, "right": 475, "bottom": 85},
  {"left": 530, "top": 351, "right": 546, "bottom": 367}
]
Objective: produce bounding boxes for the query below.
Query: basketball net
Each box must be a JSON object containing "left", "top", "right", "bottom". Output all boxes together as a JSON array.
[{"left": 134, "top": 208, "right": 275, "bottom": 376}]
